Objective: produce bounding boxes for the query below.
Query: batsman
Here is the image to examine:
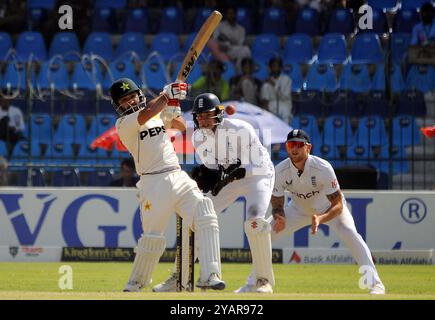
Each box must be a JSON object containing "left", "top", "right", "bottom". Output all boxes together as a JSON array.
[
  {"left": 154, "top": 93, "right": 276, "bottom": 293},
  {"left": 110, "top": 78, "right": 225, "bottom": 292}
]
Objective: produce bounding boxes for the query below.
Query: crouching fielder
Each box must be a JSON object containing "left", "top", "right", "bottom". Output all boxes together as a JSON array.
[
  {"left": 153, "top": 93, "right": 275, "bottom": 293},
  {"left": 110, "top": 78, "right": 225, "bottom": 292}
]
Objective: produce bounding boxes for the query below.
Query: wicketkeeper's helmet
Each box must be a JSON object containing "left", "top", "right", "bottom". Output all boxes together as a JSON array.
[
  {"left": 110, "top": 78, "right": 146, "bottom": 116},
  {"left": 192, "top": 93, "right": 224, "bottom": 129}
]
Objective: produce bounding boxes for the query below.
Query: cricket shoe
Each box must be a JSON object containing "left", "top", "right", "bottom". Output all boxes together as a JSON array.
[
  {"left": 255, "top": 278, "right": 273, "bottom": 293},
  {"left": 234, "top": 283, "right": 256, "bottom": 293},
  {"left": 369, "top": 282, "right": 386, "bottom": 295},
  {"left": 123, "top": 281, "right": 143, "bottom": 292},
  {"left": 152, "top": 273, "right": 177, "bottom": 292},
  {"left": 196, "top": 273, "right": 226, "bottom": 290}
]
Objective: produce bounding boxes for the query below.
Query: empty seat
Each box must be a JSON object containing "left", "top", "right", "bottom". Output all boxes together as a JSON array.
[
  {"left": 390, "top": 64, "right": 406, "bottom": 94},
  {"left": 371, "top": 64, "right": 386, "bottom": 91},
  {"left": 141, "top": 54, "right": 169, "bottom": 92},
  {"left": 15, "top": 31, "right": 47, "bottom": 62},
  {"left": 0, "top": 141, "right": 7, "bottom": 157},
  {"left": 52, "top": 168, "right": 80, "bottom": 187},
  {"left": 295, "top": 7, "right": 321, "bottom": 36},
  {"left": 390, "top": 33, "right": 411, "bottom": 64},
  {"left": 405, "top": 65, "right": 435, "bottom": 93},
  {"left": 92, "top": 8, "right": 118, "bottom": 33},
  {"left": 393, "top": 9, "right": 420, "bottom": 33},
  {"left": 261, "top": 6, "right": 289, "bottom": 36},
  {"left": 253, "top": 60, "right": 268, "bottom": 81},
  {"left": 159, "top": 6, "right": 184, "bottom": 34},
  {"left": 237, "top": 7, "right": 254, "bottom": 34},
  {"left": 251, "top": 33, "right": 281, "bottom": 64},
  {"left": 283, "top": 33, "right": 313, "bottom": 64},
  {"left": 83, "top": 32, "right": 113, "bottom": 61},
  {"left": 37, "top": 59, "right": 69, "bottom": 90},
  {"left": 350, "top": 33, "right": 384, "bottom": 64},
  {"left": 31, "top": 113, "right": 53, "bottom": 145},
  {"left": 317, "top": 33, "right": 347, "bottom": 64},
  {"left": 87, "top": 169, "right": 114, "bottom": 186},
  {"left": 1, "top": 62, "right": 30, "bottom": 91},
  {"left": 392, "top": 115, "right": 420, "bottom": 147},
  {"left": 0, "top": 32, "right": 12, "bottom": 61},
  {"left": 366, "top": 90, "right": 390, "bottom": 117},
  {"left": 355, "top": 115, "right": 388, "bottom": 147},
  {"left": 396, "top": 90, "right": 426, "bottom": 116},
  {"left": 151, "top": 32, "right": 180, "bottom": 63},
  {"left": 44, "top": 142, "right": 75, "bottom": 166},
  {"left": 124, "top": 8, "right": 149, "bottom": 33},
  {"left": 49, "top": 32, "right": 81, "bottom": 62},
  {"left": 283, "top": 62, "right": 304, "bottom": 92},
  {"left": 70, "top": 60, "right": 104, "bottom": 90},
  {"left": 292, "top": 91, "right": 324, "bottom": 116},
  {"left": 115, "top": 32, "right": 148, "bottom": 60},
  {"left": 54, "top": 114, "right": 87, "bottom": 145},
  {"left": 305, "top": 63, "right": 337, "bottom": 92},
  {"left": 339, "top": 63, "right": 372, "bottom": 92},
  {"left": 327, "top": 8, "right": 355, "bottom": 35},
  {"left": 26, "top": 8, "right": 48, "bottom": 32},
  {"left": 86, "top": 114, "right": 117, "bottom": 145},
  {"left": 104, "top": 59, "right": 139, "bottom": 90},
  {"left": 323, "top": 115, "right": 354, "bottom": 147},
  {"left": 327, "top": 90, "right": 361, "bottom": 117}
]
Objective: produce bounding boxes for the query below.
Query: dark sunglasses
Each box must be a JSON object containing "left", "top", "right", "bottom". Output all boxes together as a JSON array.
[{"left": 286, "top": 141, "right": 306, "bottom": 149}]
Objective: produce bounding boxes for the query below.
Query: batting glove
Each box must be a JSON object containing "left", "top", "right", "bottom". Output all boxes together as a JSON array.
[
  {"left": 160, "top": 102, "right": 182, "bottom": 127},
  {"left": 163, "top": 82, "right": 188, "bottom": 100}
]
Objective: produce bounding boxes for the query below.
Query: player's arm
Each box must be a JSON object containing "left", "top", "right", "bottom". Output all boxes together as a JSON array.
[
  {"left": 271, "top": 195, "right": 286, "bottom": 233},
  {"left": 311, "top": 190, "right": 343, "bottom": 234},
  {"left": 137, "top": 82, "right": 187, "bottom": 126},
  {"left": 170, "top": 115, "right": 186, "bottom": 132}
]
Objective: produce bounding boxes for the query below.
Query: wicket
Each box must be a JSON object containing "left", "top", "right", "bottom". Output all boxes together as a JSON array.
[{"left": 175, "top": 215, "right": 195, "bottom": 292}]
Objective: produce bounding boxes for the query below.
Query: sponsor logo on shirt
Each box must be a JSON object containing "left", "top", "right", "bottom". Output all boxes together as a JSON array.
[
  {"left": 291, "top": 190, "right": 320, "bottom": 199},
  {"left": 139, "top": 126, "right": 166, "bottom": 140}
]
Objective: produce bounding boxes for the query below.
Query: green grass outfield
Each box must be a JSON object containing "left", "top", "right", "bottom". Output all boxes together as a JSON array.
[{"left": 0, "top": 262, "right": 434, "bottom": 300}]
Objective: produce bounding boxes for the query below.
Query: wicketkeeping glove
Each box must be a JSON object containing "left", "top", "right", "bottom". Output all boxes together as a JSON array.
[
  {"left": 163, "top": 82, "right": 188, "bottom": 100},
  {"left": 211, "top": 166, "right": 246, "bottom": 196},
  {"left": 191, "top": 165, "right": 222, "bottom": 193}
]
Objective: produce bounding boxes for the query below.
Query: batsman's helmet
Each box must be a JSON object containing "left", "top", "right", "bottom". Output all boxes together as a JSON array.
[
  {"left": 110, "top": 78, "right": 146, "bottom": 116},
  {"left": 192, "top": 93, "right": 224, "bottom": 129}
]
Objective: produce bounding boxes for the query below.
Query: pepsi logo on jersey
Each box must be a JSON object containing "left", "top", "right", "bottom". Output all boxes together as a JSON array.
[{"left": 140, "top": 126, "right": 166, "bottom": 140}]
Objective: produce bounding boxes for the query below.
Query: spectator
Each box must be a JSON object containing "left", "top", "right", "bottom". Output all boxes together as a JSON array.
[
  {"left": 0, "top": 156, "right": 8, "bottom": 186},
  {"left": 191, "top": 60, "right": 230, "bottom": 101},
  {"left": 208, "top": 5, "right": 251, "bottom": 72},
  {"left": 110, "top": 158, "right": 139, "bottom": 187},
  {"left": 0, "top": 97, "right": 25, "bottom": 153},
  {"left": 229, "top": 57, "right": 262, "bottom": 105},
  {"left": 260, "top": 57, "right": 293, "bottom": 123},
  {"left": 410, "top": 3, "right": 435, "bottom": 46}
]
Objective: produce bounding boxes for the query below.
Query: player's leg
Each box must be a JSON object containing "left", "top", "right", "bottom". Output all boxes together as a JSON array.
[
  {"left": 125, "top": 176, "right": 174, "bottom": 292},
  {"left": 327, "top": 206, "right": 385, "bottom": 294}
]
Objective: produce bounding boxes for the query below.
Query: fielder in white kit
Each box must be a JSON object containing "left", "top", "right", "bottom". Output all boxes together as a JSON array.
[
  {"left": 238, "top": 128, "right": 386, "bottom": 294},
  {"left": 110, "top": 78, "right": 225, "bottom": 292},
  {"left": 153, "top": 93, "right": 276, "bottom": 293}
]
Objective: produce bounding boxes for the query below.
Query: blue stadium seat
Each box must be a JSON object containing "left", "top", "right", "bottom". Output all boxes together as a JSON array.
[
  {"left": 49, "top": 32, "right": 81, "bottom": 62},
  {"left": 44, "top": 142, "right": 75, "bottom": 166},
  {"left": 253, "top": 60, "right": 268, "bottom": 81},
  {"left": 293, "top": 91, "right": 325, "bottom": 116},
  {"left": 355, "top": 115, "right": 388, "bottom": 147},
  {"left": 159, "top": 7, "right": 184, "bottom": 34},
  {"left": 291, "top": 115, "right": 322, "bottom": 147},
  {"left": 392, "top": 115, "right": 420, "bottom": 147},
  {"left": 11, "top": 141, "right": 42, "bottom": 160},
  {"left": 27, "top": 0, "right": 55, "bottom": 9},
  {"left": 327, "top": 9, "right": 355, "bottom": 35},
  {"left": 76, "top": 144, "right": 108, "bottom": 168},
  {"left": 222, "top": 61, "right": 236, "bottom": 81},
  {"left": 194, "top": 8, "right": 213, "bottom": 32},
  {"left": 360, "top": 8, "right": 388, "bottom": 34},
  {"left": 350, "top": 33, "right": 384, "bottom": 64},
  {"left": 405, "top": 65, "right": 435, "bottom": 93},
  {"left": 26, "top": 7, "right": 48, "bottom": 31},
  {"left": 70, "top": 60, "right": 104, "bottom": 90},
  {"left": 327, "top": 90, "right": 361, "bottom": 117},
  {"left": 86, "top": 114, "right": 117, "bottom": 146},
  {"left": 30, "top": 113, "right": 53, "bottom": 145},
  {"left": 294, "top": 7, "right": 321, "bottom": 36},
  {"left": 391, "top": 64, "right": 406, "bottom": 93},
  {"left": 0, "top": 32, "right": 12, "bottom": 62},
  {"left": 317, "top": 33, "right": 347, "bottom": 64},
  {"left": 95, "top": 0, "right": 126, "bottom": 8},
  {"left": 261, "top": 7, "right": 289, "bottom": 36},
  {"left": 54, "top": 114, "right": 87, "bottom": 146},
  {"left": 237, "top": 7, "right": 254, "bottom": 34},
  {"left": 375, "top": 143, "right": 410, "bottom": 175},
  {"left": 1, "top": 62, "right": 28, "bottom": 91},
  {"left": 251, "top": 33, "right": 281, "bottom": 64},
  {"left": 0, "top": 141, "right": 7, "bottom": 157},
  {"left": 401, "top": 0, "right": 431, "bottom": 10},
  {"left": 396, "top": 90, "right": 426, "bottom": 116},
  {"left": 371, "top": 64, "right": 386, "bottom": 91},
  {"left": 83, "top": 32, "right": 114, "bottom": 62},
  {"left": 367, "top": 0, "right": 398, "bottom": 10},
  {"left": 115, "top": 32, "right": 148, "bottom": 60},
  {"left": 283, "top": 33, "right": 313, "bottom": 64},
  {"left": 104, "top": 59, "right": 139, "bottom": 90},
  {"left": 319, "top": 140, "right": 344, "bottom": 167},
  {"left": 151, "top": 32, "right": 180, "bottom": 63},
  {"left": 283, "top": 63, "right": 304, "bottom": 92},
  {"left": 15, "top": 32, "right": 47, "bottom": 62},
  {"left": 366, "top": 90, "right": 390, "bottom": 117},
  {"left": 124, "top": 8, "right": 149, "bottom": 33},
  {"left": 393, "top": 9, "right": 420, "bottom": 33},
  {"left": 14, "top": 168, "right": 46, "bottom": 186},
  {"left": 339, "top": 63, "right": 372, "bottom": 92},
  {"left": 37, "top": 60, "right": 69, "bottom": 90},
  {"left": 345, "top": 142, "right": 373, "bottom": 166},
  {"left": 92, "top": 8, "right": 118, "bottom": 33},
  {"left": 323, "top": 115, "right": 354, "bottom": 147},
  {"left": 305, "top": 63, "right": 337, "bottom": 92},
  {"left": 390, "top": 33, "right": 411, "bottom": 64},
  {"left": 52, "top": 168, "right": 81, "bottom": 187},
  {"left": 87, "top": 169, "right": 114, "bottom": 186},
  {"left": 141, "top": 54, "right": 169, "bottom": 92}
]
